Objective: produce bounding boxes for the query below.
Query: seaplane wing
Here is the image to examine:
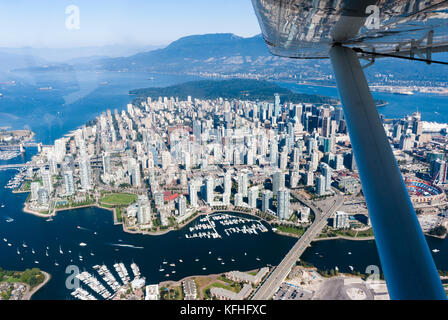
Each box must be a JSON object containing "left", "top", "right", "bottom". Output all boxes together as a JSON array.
[{"left": 251, "top": 0, "right": 448, "bottom": 58}]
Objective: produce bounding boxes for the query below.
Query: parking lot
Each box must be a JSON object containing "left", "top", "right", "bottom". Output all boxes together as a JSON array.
[{"left": 273, "top": 283, "right": 313, "bottom": 300}]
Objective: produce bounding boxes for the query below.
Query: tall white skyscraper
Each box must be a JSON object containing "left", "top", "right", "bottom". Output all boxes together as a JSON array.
[
  {"left": 277, "top": 188, "right": 290, "bottom": 220},
  {"left": 224, "top": 172, "right": 232, "bottom": 195},
  {"left": 248, "top": 186, "right": 258, "bottom": 208},
  {"left": 103, "top": 153, "right": 111, "bottom": 174},
  {"left": 316, "top": 175, "right": 326, "bottom": 196},
  {"left": 177, "top": 195, "right": 187, "bottom": 216},
  {"left": 205, "top": 177, "right": 214, "bottom": 204},
  {"left": 189, "top": 182, "right": 198, "bottom": 207},
  {"left": 272, "top": 170, "right": 285, "bottom": 193},
  {"left": 234, "top": 193, "right": 244, "bottom": 207},
  {"left": 40, "top": 169, "right": 52, "bottom": 193},
  {"left": 238, "top": 173, "right": 248, "bottom": 197},
  {"left": 79, "top": 156, "right": 92, "bottom": 190},
  {"left": 63, "top": 170, "right": 75, "bottom": 195},
  {"left": 262, "top": 190, "right": 273, "bottom": 212}
]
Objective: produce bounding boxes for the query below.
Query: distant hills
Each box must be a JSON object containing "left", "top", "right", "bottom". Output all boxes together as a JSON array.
[
  {"left": 129, "top": 79, "right": 339, "bottom": 105},
  {"left": 6, "top": 32, "right": 447, "bottom": 84}
]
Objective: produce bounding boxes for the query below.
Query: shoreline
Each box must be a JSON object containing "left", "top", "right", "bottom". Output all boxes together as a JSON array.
[
  {"left": 20, "top": 270, "right": 51, "bottom": 300},
  {"left": 22, "top": 200, "right": 274, "bottom": 236}
]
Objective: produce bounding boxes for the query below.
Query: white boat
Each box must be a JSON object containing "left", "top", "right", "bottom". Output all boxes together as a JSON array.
[
  {"left": 432, "top": 249, "right": 440, "bottom": 253},
  {"left": 162, "top": 259, "right": 167, "bottom": 265},
  {"left": 179, "top": 259, "right": 183, "bottom": 263},
  {"left": 165, "top": 274, "right": 170, "bottom": 277},
  {"left": 171, "top": 271, "right": 176, "bottom": 274},
  {"left": 217, "top": 257, "right": 222, "bottom": 261},
  {"left": 3, "top": 238, "right": 6, "bottom": 242},
  {"left": 34, "top": 261, "right": 39, "bottom": 264},
  {"left": 335, "top": 266, "right": 339, "bottom": 271},
  {"left": 31, "top": 249, "right": 35, "bottom": 254},
  {"left": 231, "top": 258, "right": 235, "bottom": 262},
  {"left": 194, "top": 258, "right": 199, "bottom": 262},
  {"left": 169, "top": 263, "right": 176, "bottom": 267},
  {"left": 1, "top": 204, "right": 4, "bottom": 208},
  {"left": 54, "top": 261, "right": 59, "bottom": 266},
  {"left": 7, "top": 243, "right": 12, "bottom": 247},
  {"left": 45, "top": 250, "right": 49, "bottom": 257},
  {"left": 79, "top": 242, "right": 87, "bottom": 247},
  {"left": 202, "top": 267, "right": 207, "bottom": 270},
  {"left": 17, "top": 248, "right": 20, "bottom": 255},
  {"left": 347, "top": 251, "right": 352, "bottom": 255},
  {"left": 59, "top": 245, "right": 63, "bottom": 254},
  {"left": 349, "top": 266, "right": 354, "bottom": 271},
  {"left": 256, "top": 257, "right": 260, "bottom": 261},
  {"left": 90, "top": 252, "right": 94, "bottom": 256},
  {"left": 159, "top": 266, "right": 165, "bottom": 272},
  {"left": 5, "top": 217, "right": 13, "bottom": 223},
  {"left": 22, "top": 242, "right": 27, "bottom": 248}
]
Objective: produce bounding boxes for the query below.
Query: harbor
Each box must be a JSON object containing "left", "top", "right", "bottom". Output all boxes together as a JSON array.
[
  {"left": 184, "top": 213, "right": 269, "bottom": 239},
  {"left": 71, "top": 262, "right": 145, "bottom": 300}
]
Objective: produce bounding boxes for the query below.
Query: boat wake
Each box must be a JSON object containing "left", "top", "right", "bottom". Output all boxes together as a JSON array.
[{"left": 108, "top": 243, "right": 144, "bottom": 249}]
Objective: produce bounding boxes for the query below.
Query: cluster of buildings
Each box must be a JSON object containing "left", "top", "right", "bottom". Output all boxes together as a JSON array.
[{"left": 22, "top": 89, "right": 448, "bottom": 233}]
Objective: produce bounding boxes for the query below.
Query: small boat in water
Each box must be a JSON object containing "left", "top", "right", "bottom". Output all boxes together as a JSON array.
[
  {"left": 3, "top": 238, "right": 7, "bottom": 242},
  {"left": 22, "top": 242, "right": 27, "bottom": 248},
  {"left": 59, "top": 245, "right": 63, "bottom": 254},
  {"left": 202, "top": 267, "right": 207, "bottom": 270},
  {"left": 432, "top": 249, "right": 440, "bottom": 253},
  {"left": 54, "top": 261, "right": 59, "bottom": 266},
  {"left": 5, "top": 217, "right": 13, "bottom": 223},
  {"left": 347, "top": 252, "right": 352, "bottom": 255},
  {"left": 45, "top": 250, "right": 49, "bottom": 257},
  {"left": 90, "top": 252, "right": 94, "bottom": 256},
  {"left": 1, "top": 204, "right": 5, "bottom": 208},
  {"left": 169, "top": 263, "right": 176, "bottom": 267},
  {"left": 349, "top": 266, "right": 354, "bottom": 271},
  {"left": 178, "top": 259, "right": 183, "bottom": 263},
  {"left": 79, "top": 242, "right": 87, "bottom": 247},
  {"left": 34, "top": 261, "right": 39, "bottom": 264},
  {"left": 7, "top": 243, "right": 12, "bottom": 247},
  {"left": 165, "top": 274, "right": 170, "bottom": 277},
  {"left": 17, "top": 248, "right": 20, "bottom": 255},
  {"left": 256, "top": 257, "right": 260, "bottom": 261},
  {"left": 194, "top": 258, "right": 199, "bottom": 262},
  {"left": 31, "top": 248, "right": 35, "bottom": 254}
]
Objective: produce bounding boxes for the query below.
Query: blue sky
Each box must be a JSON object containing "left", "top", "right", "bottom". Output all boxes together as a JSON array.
[{"left": 0, "top": 0, "right": 261, "bottom": 48}]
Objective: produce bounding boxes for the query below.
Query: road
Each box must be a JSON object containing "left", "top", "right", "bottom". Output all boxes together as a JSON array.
[{"left": 251, "top": 192, "right": 344, "bottom": 300}]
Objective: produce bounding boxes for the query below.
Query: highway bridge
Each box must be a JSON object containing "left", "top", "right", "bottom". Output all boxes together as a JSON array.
[{"left": 251, "top": 193, "right": 344, "bottom": 300}]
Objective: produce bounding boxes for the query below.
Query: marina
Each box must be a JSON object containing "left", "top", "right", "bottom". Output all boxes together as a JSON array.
[{"left": 184, "top": 213, "right": 268, "bottom": 239}]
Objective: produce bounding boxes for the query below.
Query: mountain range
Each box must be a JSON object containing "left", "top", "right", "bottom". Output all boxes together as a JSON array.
[{"left": 5, "top": 33, "right": 448, "bottom": 84}]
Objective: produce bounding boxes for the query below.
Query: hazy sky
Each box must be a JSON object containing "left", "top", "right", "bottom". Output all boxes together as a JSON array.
[{"left": 0, "top": 0, "right": 261, "bottom": 48}]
